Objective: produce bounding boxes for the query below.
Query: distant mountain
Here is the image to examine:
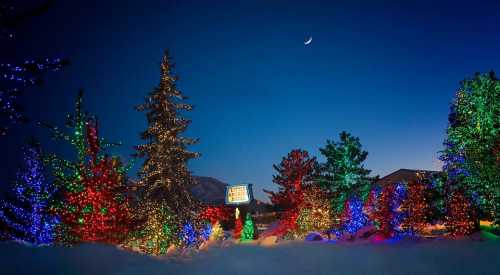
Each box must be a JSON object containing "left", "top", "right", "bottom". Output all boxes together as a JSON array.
[{"left": 190, "top": 176, "right": 228, "bottom": 205}]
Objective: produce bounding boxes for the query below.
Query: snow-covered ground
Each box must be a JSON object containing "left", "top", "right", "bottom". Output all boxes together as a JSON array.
[{"left": 1, "top": 240, "right": 500, "bottom": 275}]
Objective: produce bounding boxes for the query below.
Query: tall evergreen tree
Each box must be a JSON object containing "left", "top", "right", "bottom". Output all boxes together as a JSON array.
[
  {"left": 317, "top": 131, "right": 376, "bottom": 217},
  {"left": 440, "top": 72, "right": 500, "bottom": 225},
  {"left": 134, "top": 51, "right": 200, "bottom": 247},
  {"left": 0, "top": 138, "right": 59, "bottom": 245}
]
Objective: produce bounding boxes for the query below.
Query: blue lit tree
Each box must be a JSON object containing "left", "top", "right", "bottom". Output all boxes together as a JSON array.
[
  {"left": 0, "top": 138, "right": 59, "bottom": 245},
  {"left": 180, "top": 222, "right": 197, "bottom": 247},
  {"left": 199, "top": 222, "right": 212, "bottom": 242},
  {"left": 374, "top": 182, "right": 408, "bottom": 238},
  {"left": 390, "top": 182, "right": 408, "bottom": 236},
  {"left": 341, "top": 195, "right": 368, "bottom": 234}
]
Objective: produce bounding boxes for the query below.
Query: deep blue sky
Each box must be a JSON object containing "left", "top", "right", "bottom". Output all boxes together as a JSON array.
[{"left": 2, "top": 0, "right": 500, "bottom": 200}]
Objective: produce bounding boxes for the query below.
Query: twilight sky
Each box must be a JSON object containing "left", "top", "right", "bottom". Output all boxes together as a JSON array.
[{"left": 2, "top": 0, "right": 500, "bottom": 200}]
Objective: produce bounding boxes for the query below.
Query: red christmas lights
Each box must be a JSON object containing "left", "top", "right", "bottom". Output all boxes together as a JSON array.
[
  {"left": 401, "top": 177, "right": 430, "bottom": 234},
  {"left": 264, "top": 150, "right": 317, "bottom": 236},
  {"left": 59, "top": 120, "right": 131, "bottom": 243},
  {"left": 445, "top": 191, "right": 477, "bottom": 236}
]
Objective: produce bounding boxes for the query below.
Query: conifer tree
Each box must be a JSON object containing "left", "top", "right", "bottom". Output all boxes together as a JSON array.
[
  {"left": 317, "top": 132, "right": 376, "bottom": 218},
  {"left": 445, "top": 190, "right": 477, "bottom": 236},
  {"left": 127, "top": 203, "right": 175, "bottom": 255},
  {"left": 440, "top": 72, "right": 500, "bottom": 225},
  {"left": 0, "top": 138, "right": 59, "bottom": 245},
  {"left": 134, "top": 51, "right": 200, "bottom": 247},
  {"left": 296, "top": 185, "right": 332, "bottom": 238},
  {"left": 233, "top": 208, "right": 243, "bottom": 239},
  {"left": 264, "top": 149, "right": 317, "bottom": 235},
  {"left": 209, "top": 221, "right": 224, "bottom": 241},
  {"left": 340, "top": 195, "right": 367, "bottom": 234},
  {"left": 401, "top": 174, "right": 430, "bottom": 234},
  {"left": 42, "top": 91, "right": 131, "bottom": 244},
  {"left": 373, "top": 182, "right": 407, "bottom": 238},
  {"left": 241, "top": 213, "right": 255, "bottom": 241}
]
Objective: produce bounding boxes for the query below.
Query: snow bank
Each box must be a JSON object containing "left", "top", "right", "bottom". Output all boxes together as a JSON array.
[{"left": 1, "top": 239, "right": 500, "bottom": 275}]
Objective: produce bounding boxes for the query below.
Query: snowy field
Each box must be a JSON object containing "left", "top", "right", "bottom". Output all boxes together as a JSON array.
[{"left": 1, "top": 240, "right": 500, "bottom": 275}]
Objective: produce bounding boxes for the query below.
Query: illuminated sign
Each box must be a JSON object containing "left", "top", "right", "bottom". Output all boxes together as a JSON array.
[{"left": 225, "top": 184, "right": 253, "bottom": 205}]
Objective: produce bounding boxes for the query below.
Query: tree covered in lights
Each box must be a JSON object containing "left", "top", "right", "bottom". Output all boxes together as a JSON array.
[
  {"left": 126, "top": 202, "right": 176, "bottom": 255},
  {"left": 180, "top": 222, "right": 197, "bottom": 247},
  {"left": 0, "top": 1, "right": 67, "bottom": 136},
  {"left": 401, "top": 175, "right": 430, "bottom": 234},
  {"left": 340, "top": 195, "right": 368, "bottom": 235},
  {"left": 42, "top": 91, "right": 131, "bottom": 244},
  {"left": 264, "top": 149, "right": 317, "bottom": 235},
  {"left": 373, "top": 182, "right": 407, "bottom": 238},
  {"left": 133, "top": 51, "right": 201, "bottom": 248},
  {"left": 0, "top": 138, "right": 59, "bottom": 245},
  {"left": 209, "top": 221, "right": 224, "bottom": 241},
  {"left": 440, "top": 72, "right": 500, "bottom": 225},
  {"left": 445, "top": 190, "right": 477, "bottom": 236},
  {"left": 296, "top": 185, "right": 332, "bottom": 238},
  {"left": 317, "top": 132, "right": 376, "bottom": 221},
  {"left": 199, "top": 222, "right": 212, "bottom": 242},
  {"left": 233, "top": 208, "right": 243, "bottom": 239},
  {"left": 241, "top": 213, "right": 255, "bottom": 241},
  {"left": 363, "top": 185, "right": 381, "bottom": 223},
  {"left": 422, "top": 172, "right": 447, "bottom": 223}
]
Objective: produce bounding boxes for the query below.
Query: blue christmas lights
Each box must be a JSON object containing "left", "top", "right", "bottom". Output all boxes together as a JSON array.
[
  {"left": 200, "top": 223, "right": 212, "bottom": 241},
  {"left": 343, "top": 195, "right": 367, "bottom": 234},
  {"left": 180, "top": 222, "right": 197, "bottom": 247},
  {"left": 0, "top": 140, "right": 59, "bottom": 246},
  {"left": 390, "top": 182, "right": 408, "bottom": 236}
]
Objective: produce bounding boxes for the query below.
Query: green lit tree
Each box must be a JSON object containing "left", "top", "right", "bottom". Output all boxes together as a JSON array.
[
  {"left": 440, "top": 71, "right": 500, "bottom": 226},
  {"left": 240, "top": 213, "right": 255, "bottom": 241},
  {"left": 317, "top": 131, "right": 377, "bottom": 220}
]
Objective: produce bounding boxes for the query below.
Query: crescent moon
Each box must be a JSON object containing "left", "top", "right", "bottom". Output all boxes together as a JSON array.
[{"left": 304, "top": 36, "right": 312, "bottom": 45}]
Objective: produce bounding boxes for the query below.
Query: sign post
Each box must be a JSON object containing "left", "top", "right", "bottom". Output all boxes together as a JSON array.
[{"left": 225, "top": 184, "right": 253, "bottom": 227}]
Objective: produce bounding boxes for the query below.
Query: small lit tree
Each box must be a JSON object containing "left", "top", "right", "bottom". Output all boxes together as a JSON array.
[
  {"left": 241, "top": 213, "right": 255, "bottom": 241},
  {"left": 209, "top": 221, "right": 224, "bottom": 241}
]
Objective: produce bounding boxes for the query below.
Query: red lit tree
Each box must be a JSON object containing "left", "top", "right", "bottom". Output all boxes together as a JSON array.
[
  {"left": 445, "top": 190, "right": 477, "bottom": 236},
  {"left": 373, "top": 185, "right": 393, "bottom": 237},
  {"left": 233, "top": 213, "right": 243, "bottom": 239},
  {"left": 60, "top": 119, "right": 131, "bottom": 243},
  {"left": 264, "top": 150, "right": 318, "bottom": 235},
  {"left": 401, "top": 175, "right": 430, "bottom": 234},
  {"left": 42, "top": 92, "right": 131, "bottom": 244},
  {"left": 363, "top": 186, "right": 380, "bottom": 222}
]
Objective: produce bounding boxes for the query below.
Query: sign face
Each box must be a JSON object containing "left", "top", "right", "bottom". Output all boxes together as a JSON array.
[{"left": 225, "top": 184, "right": 253, "bottom": 205}]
